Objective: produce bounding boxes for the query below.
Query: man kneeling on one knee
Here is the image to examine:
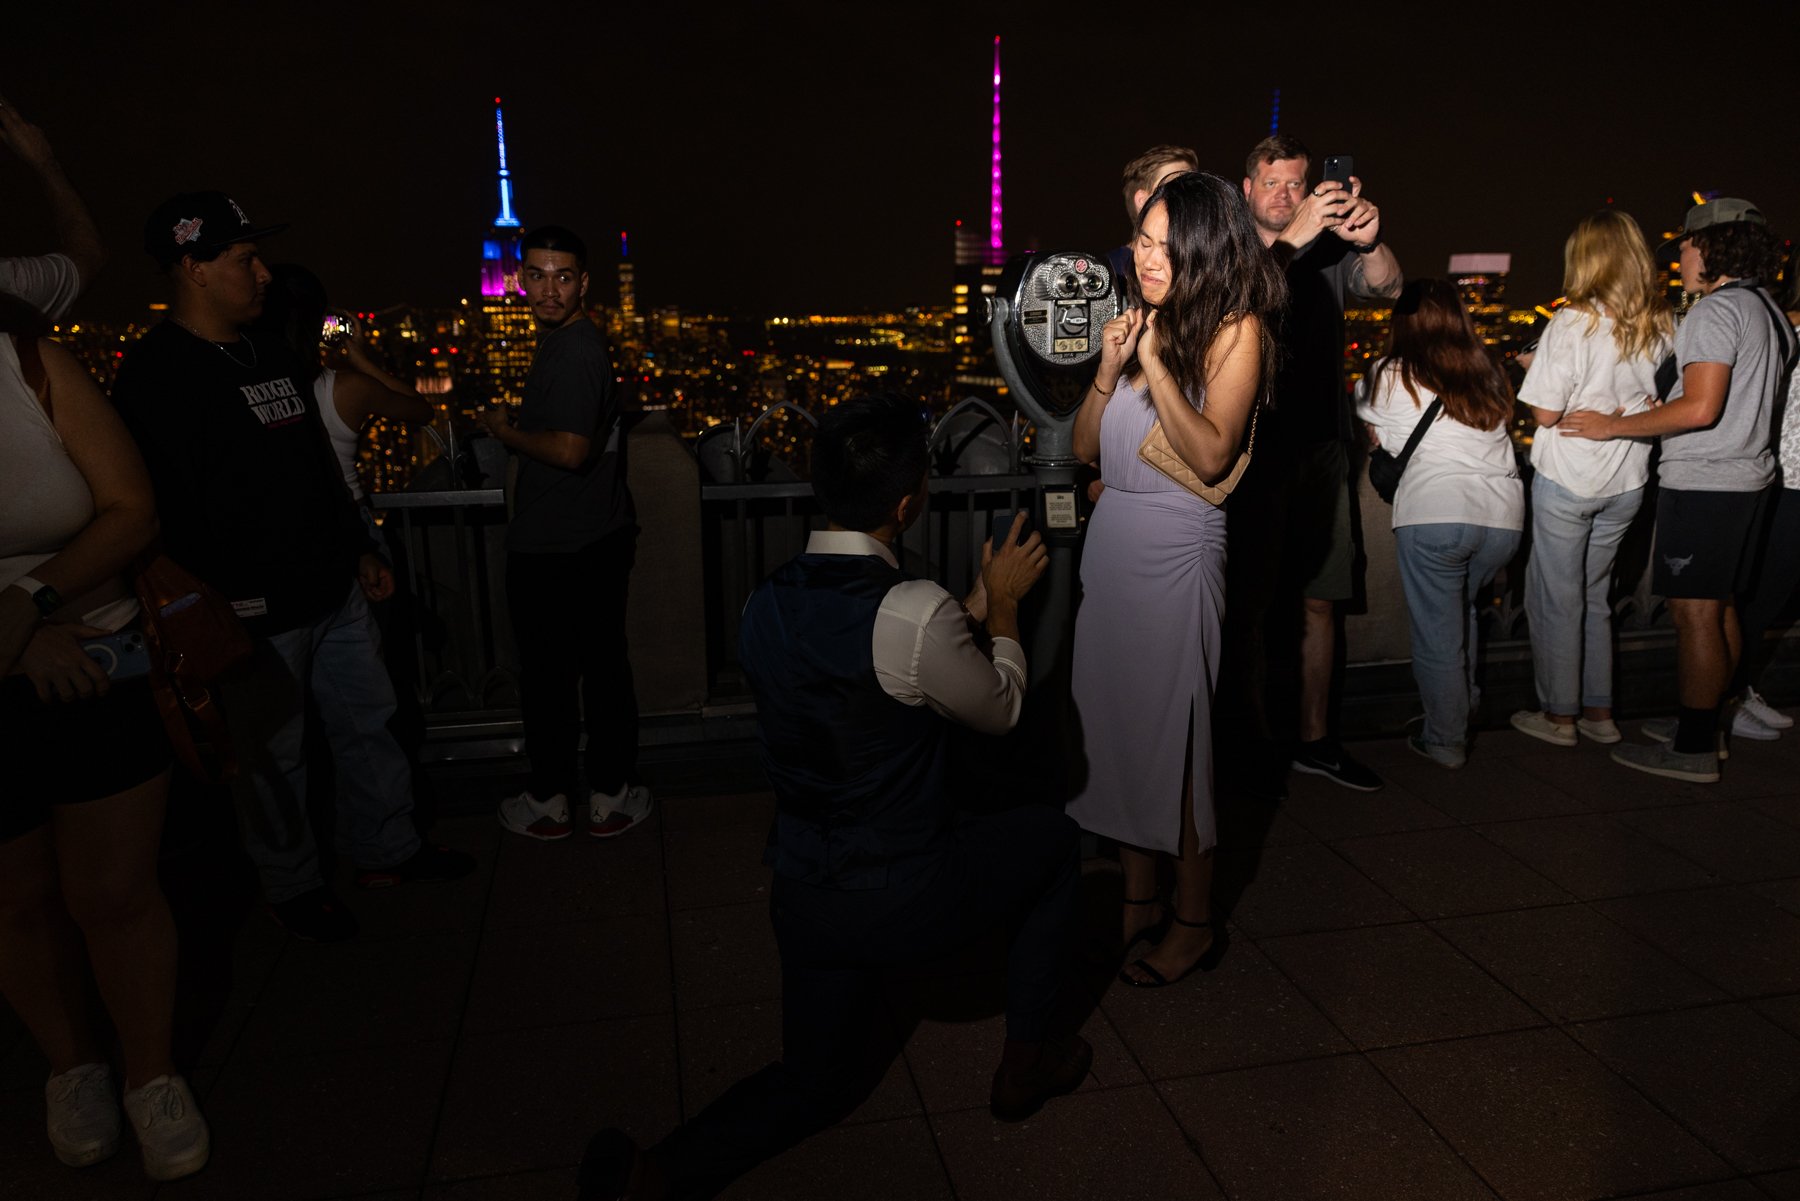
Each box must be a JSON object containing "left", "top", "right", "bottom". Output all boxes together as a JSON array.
[{"left": 579, "top": 391, "right": 1086, "bottom": 1200}]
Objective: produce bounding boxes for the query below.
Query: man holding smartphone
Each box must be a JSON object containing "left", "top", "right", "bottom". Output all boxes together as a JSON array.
[{"left": 1228, "top": 135, "right": 1403, "bottom": 796}]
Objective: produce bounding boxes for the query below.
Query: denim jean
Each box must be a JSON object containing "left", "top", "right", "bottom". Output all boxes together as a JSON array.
[
  {"left": 1524, "top": 475, "right": 1643, "bottom": 715},
  {"left": 1394, "top": 523, "right": 1523, "bottom": 750},
  {"left": 219, "top": 581, "right": 420, "bottom": 903}
]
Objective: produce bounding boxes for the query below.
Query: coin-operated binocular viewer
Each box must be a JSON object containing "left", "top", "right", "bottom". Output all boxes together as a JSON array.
[{"left": 986, "top": 250, "right": 1126, "bottom": 679}]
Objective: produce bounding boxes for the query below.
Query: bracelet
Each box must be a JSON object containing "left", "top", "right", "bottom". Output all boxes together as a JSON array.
[
  {"left": 1092, "top": 379, "right": 1116, "bottom": 396},
  {"left": 1354, "top": 237, "right": 1382, "bottom": 254}
]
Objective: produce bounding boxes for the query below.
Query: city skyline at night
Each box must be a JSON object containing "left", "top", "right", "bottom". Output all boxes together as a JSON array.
[{"left": 9, "top": 2, "right": 1790, "bottom": 329}]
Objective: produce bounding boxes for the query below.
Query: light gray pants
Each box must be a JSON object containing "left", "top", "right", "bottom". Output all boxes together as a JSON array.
[
  {"left": 220, "top": 582, "right": 419, "bottom": 903},
  {"left": 1524, "top": 474, "right": 1643, "bottom": 716}
]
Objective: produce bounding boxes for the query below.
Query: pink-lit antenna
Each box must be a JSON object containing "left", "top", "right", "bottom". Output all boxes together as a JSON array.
[{"left": 989, "top": 35, "right": 1003, "bottom": 256}]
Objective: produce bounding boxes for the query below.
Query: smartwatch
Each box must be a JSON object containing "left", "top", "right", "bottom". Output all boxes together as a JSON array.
[{"left": 7, "top": 575, "right": 63, "bottom": 618}]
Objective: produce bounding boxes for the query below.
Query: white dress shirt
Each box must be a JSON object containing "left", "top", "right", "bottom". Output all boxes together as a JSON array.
[{"left": 804, "top": 530, "right": 1028, "bottom": 736}]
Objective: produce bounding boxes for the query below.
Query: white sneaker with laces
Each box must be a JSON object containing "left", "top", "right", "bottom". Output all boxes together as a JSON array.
[
  {"left": 46, "top": 1062, "right": 120, "bottom": 1168},
  {"left": 498, "top": 790, "right": 573, "bottom": 840},
  {"left": 1731, "top": 705, "right": 1780, "bottom": 741},
  {"left": 122, "top": 1074, "right": 209, "bottom": 1181},
  {"left": 1741, "top": 687, "right": 1793, "bottom": 730},
  {"left": 590, "top": 783, "right": 655, "bottom": 838}
]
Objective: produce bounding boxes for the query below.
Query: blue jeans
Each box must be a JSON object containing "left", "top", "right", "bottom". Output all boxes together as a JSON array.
[
  {"left": 1394, "top": 523, "right": 1523, "bottom": 750},
  {"left": 220, "top": 582, "right": 420, "bottom": 902},
  {"left": 1524, "top": 475, "right": 1643, "bottom": 715}
]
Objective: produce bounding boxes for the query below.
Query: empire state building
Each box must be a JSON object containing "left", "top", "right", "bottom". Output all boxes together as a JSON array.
[{"left": 478, "top": 98, "right": 534, "bottom": 407}]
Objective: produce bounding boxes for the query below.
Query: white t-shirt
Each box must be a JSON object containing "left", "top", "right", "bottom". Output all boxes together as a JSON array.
[
  {"left": 1519, "top": 306, "right": 1664, "bottom": 498},
  {"left": 1781, "top": 321, "right": 1800, "bottom": 489},
  {"left": 1355, "top": 362, "right": 1524, "bottom": 531}
]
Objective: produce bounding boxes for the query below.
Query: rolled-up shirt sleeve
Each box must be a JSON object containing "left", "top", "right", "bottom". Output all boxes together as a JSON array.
[{"left": 872, "top": 578, "right": 1027, "bottom": 735}]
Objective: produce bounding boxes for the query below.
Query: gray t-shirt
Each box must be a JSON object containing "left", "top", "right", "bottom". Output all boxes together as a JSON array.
[
  {"left": 1660, "top": 282, "right": 1796, "bottom": 492},
  {"left": 507, "top": 319, "right": 633, "bottom": 553}
]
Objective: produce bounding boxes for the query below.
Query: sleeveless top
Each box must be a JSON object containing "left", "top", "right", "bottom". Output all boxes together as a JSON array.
[
  {"left": 315, "top": 368, "right": 365, "bottom": 499},
  {"left": 0, "top": 335, "right": 135, "bottom": 628},
  {"left": 1098, "top": 372, "right": 1209, "bottom": 494}
]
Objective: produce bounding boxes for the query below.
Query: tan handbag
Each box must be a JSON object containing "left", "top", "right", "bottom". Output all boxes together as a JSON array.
[
  {"left": 1137, "top": 402, "right": 1258, "bottom": 507},
  {"left": 1134, "top": 316, "right": 1264, "bottom": 506}
]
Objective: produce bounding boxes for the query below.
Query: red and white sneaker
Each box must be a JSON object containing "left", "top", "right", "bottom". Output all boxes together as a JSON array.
[
  {"left": 589, "top": 784, "right": 654, "bottom": 838},
  {"left": 498, "top": 790, "right": 572, "bottom": 841}
]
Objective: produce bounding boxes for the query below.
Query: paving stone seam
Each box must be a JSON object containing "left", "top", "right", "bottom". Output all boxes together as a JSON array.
[
  {"left": 415, "top": 836, "right": 511, "bottom": 1194},
  {"left": 188, "top": 919, "right": 295, "bottom": 1108}
]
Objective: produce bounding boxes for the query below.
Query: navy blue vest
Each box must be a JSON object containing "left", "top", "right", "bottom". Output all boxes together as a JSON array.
[{"left": 739, "top": 552, "right": 949, "bottom": 889}]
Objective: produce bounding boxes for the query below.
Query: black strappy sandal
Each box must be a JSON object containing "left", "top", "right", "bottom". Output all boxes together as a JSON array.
[
  {"left": 1119, "top": 916, "right": 1228, "bottom": 988},
  {"left": 1122, "top": 895, "right": 1171, "bottom": 952}
]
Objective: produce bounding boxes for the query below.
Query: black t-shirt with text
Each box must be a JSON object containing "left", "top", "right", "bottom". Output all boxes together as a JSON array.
[{"left": 112, "top": 322, "right": 370, "bottom": 636}]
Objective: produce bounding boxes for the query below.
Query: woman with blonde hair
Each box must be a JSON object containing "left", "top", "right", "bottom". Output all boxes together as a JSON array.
[{"left": 1509, "top": 210, "right": 1673, "bottom": 747}]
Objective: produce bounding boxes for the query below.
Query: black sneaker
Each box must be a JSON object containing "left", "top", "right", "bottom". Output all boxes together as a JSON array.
[
  {"left": 1291, "top": 738, "right": 1385, "bottom": 792},
  {"left": 268, "top": 888, "right": 358, "bottom": 942},
  {"left": 354, "top": 845, "right": 477, "bottom": 889}
]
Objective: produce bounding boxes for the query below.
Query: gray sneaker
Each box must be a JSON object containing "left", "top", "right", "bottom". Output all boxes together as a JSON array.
[
  {"left": 1641, "top": 716, "right": 1728, "bottom": 759},
  {"left": 1611, "top": 741, "right": 1720, "bottom": 783}
]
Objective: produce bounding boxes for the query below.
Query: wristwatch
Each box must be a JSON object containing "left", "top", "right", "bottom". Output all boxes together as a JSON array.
[
  {"left": 7, "top": 575, "right": 63, "bottom": 617},
  {"left": 1354, "top": 237, "right": 1382, "bottom": 254}
]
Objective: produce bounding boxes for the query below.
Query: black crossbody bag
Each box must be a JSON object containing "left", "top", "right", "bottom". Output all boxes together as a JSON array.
[{"left": 1368, "top": 398, "right": 1444, "bottom": 504}]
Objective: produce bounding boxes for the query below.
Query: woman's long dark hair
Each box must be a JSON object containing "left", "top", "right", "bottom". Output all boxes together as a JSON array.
[
  {"left": 1370, "top": 278, "right": 1514, "bottom": 431},
  {"left": 1123, "top": 171, "right": 1286, "bottom": 407},
  {"left": 252, "top": 263, "right": 330, "bottom": 389}
]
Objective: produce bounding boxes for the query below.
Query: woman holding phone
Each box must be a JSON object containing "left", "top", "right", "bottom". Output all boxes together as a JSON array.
[
  {"left": 0, "top": 289, "right": 209, "bottom": 1180},
  {"left": 1067, "top": 171, "right": 1284, "bottom": 987}
]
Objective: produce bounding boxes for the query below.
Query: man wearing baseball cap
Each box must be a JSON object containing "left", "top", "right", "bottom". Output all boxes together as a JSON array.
[
  {"left": 1562, "top": 199, "right": 1798, "bottom": 781},
  {"left": 112, "top": 192, "right": 474, "bottom": 939}
]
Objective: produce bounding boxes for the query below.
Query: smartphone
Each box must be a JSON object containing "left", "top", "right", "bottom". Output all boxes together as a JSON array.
[
  {"left": 320, "top": 313, "right": 356, "bottom": 347},
  {"left": 991, "top": 509, "right": 1033, "bottom": 551},
  {"left": 1322, "top": 155, "right": 1354, "bottom": 189},
  {"left": 81, "top": 629, "right": 153, "bottom": 681}
]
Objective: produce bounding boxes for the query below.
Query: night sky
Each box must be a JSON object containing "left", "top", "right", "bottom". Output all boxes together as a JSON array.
[{"left": 11, "top": 1, "right": 1793, "bottom": 326}]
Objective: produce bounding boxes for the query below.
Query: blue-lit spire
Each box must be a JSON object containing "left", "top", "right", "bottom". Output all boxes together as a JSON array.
[
  {"left": 1269, "top": 87, "right": 1281, "bottom": 135},
  {"left": 493, "top": 97, "right": 520, "bottom": 229}
]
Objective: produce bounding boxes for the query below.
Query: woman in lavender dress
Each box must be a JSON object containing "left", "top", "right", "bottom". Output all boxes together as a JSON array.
[{"left": 1068, "top": 172, "right": 1285, "bottom": 987}]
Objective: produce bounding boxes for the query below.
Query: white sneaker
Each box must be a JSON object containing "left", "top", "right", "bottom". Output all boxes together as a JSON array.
[
  {"left": 1741, "top": 687, "right": 1793, "bottom": 730},
  {"left": 1731, "top": 705, "right": 1781, "bottom": 742},
  {"left": 122, "top": 1074, "right": 209, "bottom": 1181},
  {"left": 589, "top": 783, "right": 655, "bottom": 838},
  {"left": 46, "top": 1062, "right": 120, "bottom": 1168},
  {"left": 1510, "top": 710, "right": 1577, "bottom": 747},
  {"left": 1575, "top": 717, "right": 1622, "bottom": 744},
  {"left": 498, "top": 790, "right": 572, "bottom": 840}
]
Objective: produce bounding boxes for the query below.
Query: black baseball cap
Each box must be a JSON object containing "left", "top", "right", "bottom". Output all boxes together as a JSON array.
[{"left": 143, "top": 192, "right": 287, "bottom": 269}]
